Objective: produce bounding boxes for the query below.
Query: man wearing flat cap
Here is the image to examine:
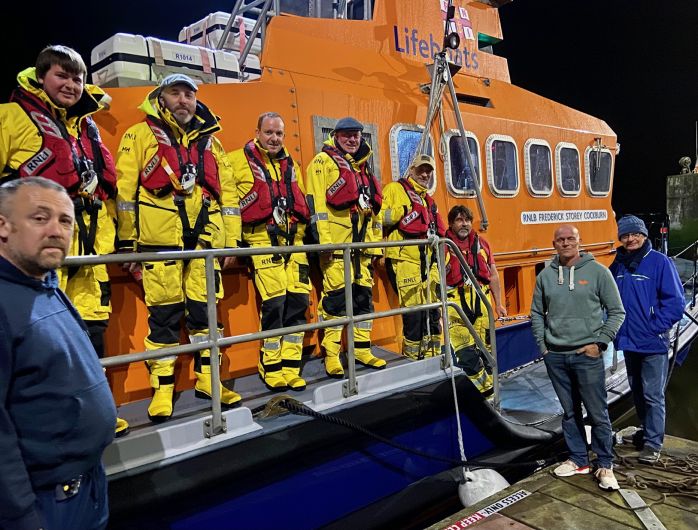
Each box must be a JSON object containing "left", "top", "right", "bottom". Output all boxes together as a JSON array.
[
  {"left": 610, "top": 215, "right": 684, "bottom": 463},
  {"left": 381, "top": 154, "right": 446, "bottom": 359},
  {"left": 115, "top": 73, "right": 242, "bottom": 421},
  {"left": 306, "top": 116, "right": 385, "bottom": 377}
]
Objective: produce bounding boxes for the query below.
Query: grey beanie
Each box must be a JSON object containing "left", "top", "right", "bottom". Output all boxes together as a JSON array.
[{"left": 617, "top": 215, "right": 648, "bottom": 240}]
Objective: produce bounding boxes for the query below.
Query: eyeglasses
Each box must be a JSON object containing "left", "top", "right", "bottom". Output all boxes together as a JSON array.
[{"left": 620, "top": 232, "right": 644, "bottom": 241}]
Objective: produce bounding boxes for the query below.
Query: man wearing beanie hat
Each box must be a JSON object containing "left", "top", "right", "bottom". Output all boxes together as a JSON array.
[
  {"left": 306, "top": 116, "right": 385, "bottom": 377},
  {"left": 611, "top": 215, "right": 684, "bottom": 463},
  {"left": 115, "top": 73, "right": 242, "bottom": 421}
]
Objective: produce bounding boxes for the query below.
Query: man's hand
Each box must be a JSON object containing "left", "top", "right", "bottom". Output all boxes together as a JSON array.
[
  {"left": 221, "top": 256, "right": 238, "bottom": 270},
  {"left": 577, "top": 343, "right": 601, "bottom": 358},
  {"left": 495, "top": 304, "right": 507, "bottom": 319},
  {"left": 121, "top": 262, "right": 141, "bottom": 274}
]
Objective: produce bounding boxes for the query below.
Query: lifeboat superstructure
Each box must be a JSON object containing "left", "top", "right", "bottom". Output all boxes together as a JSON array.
[{"left": 94, "top": 0, "right": 618, "bottom": 404}]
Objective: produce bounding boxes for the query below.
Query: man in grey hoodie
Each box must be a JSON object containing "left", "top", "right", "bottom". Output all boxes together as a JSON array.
[{"left": 531, "top": 224, "right": 625, "bottom": 491}]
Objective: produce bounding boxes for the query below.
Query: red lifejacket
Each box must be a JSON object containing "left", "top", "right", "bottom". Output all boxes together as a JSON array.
[
  {"left": 140, "top": 117, "right": 221, "bottom": 200},
  {"left": 10, "top": 88, "right": 117, "bottom": 200},
  {"left": 322, "top": 143, "right": 382, "bottom": 215},
  {"left": 239, "top": 140, "right": 310, "bottom": 225},
  {"left": 445, "top": 228, "right": 492, "bottom": 286},
  {"left": 396, "top": 178, "right": 446, "bottom": 238}
]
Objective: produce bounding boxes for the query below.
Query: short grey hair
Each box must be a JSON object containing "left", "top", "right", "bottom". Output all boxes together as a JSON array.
[
  {"left": 0, "top": 177, "right": 69, "bottom": 216},
  {"left": 256, "top": 112, "right": 283, "bottom": 130}
]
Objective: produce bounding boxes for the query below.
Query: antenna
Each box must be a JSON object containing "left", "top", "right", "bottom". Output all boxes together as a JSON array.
[{"left": 694, "top": 121, "right": 697, "bottom": 173}]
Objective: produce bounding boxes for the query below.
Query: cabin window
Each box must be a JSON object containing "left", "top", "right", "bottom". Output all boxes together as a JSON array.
[
  {"left": 312, "top": 115, "right": 381, "bottom": 179},
  {"left": 555, "top": 143, "right": 581, "bottom": 197},
  {"left": 444, "top": 129, "right": 481, "bottom": 197},
  {"left": 388, "top": 124, "right": 435, "bottom": 186},
  {"left": 524, "top": 139, "right": 553, "bottom": 197},
  {"left": 585, "top": 146, "right": 613, "bottom": 196},
  {"left": 486, "top": 135, "right": 519, "bottom": 197}
]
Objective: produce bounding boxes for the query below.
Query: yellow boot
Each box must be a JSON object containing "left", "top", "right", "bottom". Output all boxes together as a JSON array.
[
  {"left": 258, "top": 336, "right": 288, "bottom": 391},
  {"left": 402, "top": 337, "right": 421, "bottom": 360},
  {"left": 323, "top": 340, "right": 344, "bottom": 378},
  {"left": 194, "top": 348, "right": 242, "bottom": 407},
  {"left": 281, "top": 332, "right": 306, "bottom": 390},
  {"left": 354, "top": 347, "right": 387, "bottom": 369},
  {"left": 115, "top": 417, "right": 130, "bottom": 438},
  {"left": 467, "top": 367, "right": 493, "bottom": 396},
  {"left": 146, "top": 358, "right": 176, "bottom": 422}
]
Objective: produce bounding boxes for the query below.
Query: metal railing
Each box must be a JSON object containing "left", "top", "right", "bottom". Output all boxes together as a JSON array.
[{"left": 65, "top": 236, "right": 498, "bottom": 438}]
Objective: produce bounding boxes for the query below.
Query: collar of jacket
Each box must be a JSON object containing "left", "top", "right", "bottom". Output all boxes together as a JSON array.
[
  {"left": 253, "top": 138, "right": 290, "bottom": 162},
  {"left": 406, "top": 176, "right": 428, "bottom": 196},
  {"left": 16, "top": 66, "right": 102, "bottom": 126}
]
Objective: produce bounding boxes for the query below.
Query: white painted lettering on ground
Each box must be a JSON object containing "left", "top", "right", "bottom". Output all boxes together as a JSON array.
[
  {"left": 442, "top": 489, "right": 532, "bottom": 529},
  {"left": 520, "top": 210, "right": 608, "bottom": 224}
]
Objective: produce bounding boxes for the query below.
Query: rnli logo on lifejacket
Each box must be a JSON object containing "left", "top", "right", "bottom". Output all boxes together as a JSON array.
[
  {"left": 240, "top": 190, "right": 258, "bottom": 210},
  {"left": 30, "top": 111, "right": 62, "bottom": 138},
  {"left": 407, "top": 190, "right": 422, "bottom": 203},
  {"left": 327, "top": 177, "right": 346, "bottom": 197},
  {"left": 151, "top": 126, "right": 172, "bottom": 146},
  {"left": 141, "top": 155, "right": 160, "bottom": 181},
  {"left": 401, "top": 210, "right": 420, "bottom": 226},
  {"left": 23, "top": 147, "right": 53, "bottom": 175}
]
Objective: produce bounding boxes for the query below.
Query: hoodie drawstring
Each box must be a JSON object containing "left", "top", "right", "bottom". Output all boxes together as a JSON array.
[{"left": 558, "top": 265, "right": 576, "bottom": 290}]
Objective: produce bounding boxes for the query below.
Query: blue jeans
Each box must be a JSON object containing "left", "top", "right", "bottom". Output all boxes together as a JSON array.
[
  {"left": 34, "top": 464, "right": 108, "bottom": 530},
  {"left": 544, "top": 352, "right": 614, "bottom": 468},
  {"left": 625, "top": 351, "right": 668, "bottom": 451}
]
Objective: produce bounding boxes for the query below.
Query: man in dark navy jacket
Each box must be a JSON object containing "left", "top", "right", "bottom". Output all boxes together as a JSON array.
[
  {"left": 611, "top": 215, "right": 684, "bottom": 464},
  {"left": 0, "top": 177, "right": 116, "bottom": 530}
]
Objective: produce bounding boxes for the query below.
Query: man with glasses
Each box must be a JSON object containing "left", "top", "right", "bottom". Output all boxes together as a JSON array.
[
  {"left": 611, "top": 215, "right": 684, "bottom": 464},
  {"left": 306, "top": 117, "right": 385, "bottom": 378}
]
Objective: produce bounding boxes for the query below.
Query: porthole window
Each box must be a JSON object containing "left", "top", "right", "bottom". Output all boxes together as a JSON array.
[
  {"left": 445, "top": 129, "right": 481, "bottom": 197},
  {"left": 555, "top": 143, "right": 581, "bottom": 197},
  {"left": 585, "top": 146, "right": 613, "bottom": 196},
  {"left": 486, "top": 134, "right": 519, "bottom": 197},
  {"left": 524, "top": 139, "right": 553, "bottom": 197},
  {"left": 388, "top": 124, "right": 434, "bottom": 183}
]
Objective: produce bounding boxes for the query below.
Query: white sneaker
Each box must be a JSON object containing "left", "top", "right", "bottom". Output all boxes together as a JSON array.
[
  {"left": 595, "top": 467, "right": 620, "bottom": 491},
  {"left": 554, "top": 459, "right": 591, "bottom": 477}
]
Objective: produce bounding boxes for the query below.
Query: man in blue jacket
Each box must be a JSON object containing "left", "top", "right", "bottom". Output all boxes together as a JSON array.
[
  {"left": 0, "top": 177, "right": 116, "bottom": 530},
  {"left": 611, "top": 215, "right": 684, "bottom": 464}
]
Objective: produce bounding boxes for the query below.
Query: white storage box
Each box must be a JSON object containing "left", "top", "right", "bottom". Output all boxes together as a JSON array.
[
  {"left": 179, "top": 11, "right": 263, "bottom": 56},
  {"left": 90, "top": 33, "right": 242, "bottom": 87}
]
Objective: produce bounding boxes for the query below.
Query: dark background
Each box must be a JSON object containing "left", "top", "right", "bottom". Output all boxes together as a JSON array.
[{"left": 3, "top": 1, "right": 697, "bottom": 215}]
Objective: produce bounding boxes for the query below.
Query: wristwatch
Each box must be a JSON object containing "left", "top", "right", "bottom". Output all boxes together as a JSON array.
[{"left": 596, "top": 342, "right": 608, "bottom": 352}]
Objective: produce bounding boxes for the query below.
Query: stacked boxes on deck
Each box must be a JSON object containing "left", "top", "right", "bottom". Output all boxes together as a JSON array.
[{"left": 90, "top": 11, "right": 263, "bottom": 88}]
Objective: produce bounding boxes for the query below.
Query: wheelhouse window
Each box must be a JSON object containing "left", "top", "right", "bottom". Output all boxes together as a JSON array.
[
  {"left": 486, "top": 135, "right": 519, "bottom": 197},
  {"left": 585, "top": 146, "right": 613, "bottom": 196},
  {"left": 312, "top": 115, "right": 381, "bottom": 179},
  {"left": 555, "top": 143, "right": 581, "bottom": 197},
  {"left": 388, "top": 124, "right": 434, "bottom": 186},
  {"left": 444, "top": 129, "right": 481, "bottom": 197},
  {"left": 524, "top": 139, "right": 553, "bottom": 197}
]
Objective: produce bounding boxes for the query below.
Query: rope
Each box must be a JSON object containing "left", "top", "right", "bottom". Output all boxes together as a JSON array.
[{"left": 271, "top": 397, "right": 557, "bottom": 470}]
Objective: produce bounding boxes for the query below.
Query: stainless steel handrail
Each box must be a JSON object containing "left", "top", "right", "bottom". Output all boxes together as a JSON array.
[{"left": 65, "top": 236, "right": 496, "bottom": 436}]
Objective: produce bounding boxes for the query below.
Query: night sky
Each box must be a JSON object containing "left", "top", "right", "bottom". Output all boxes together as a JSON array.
[{"left": 3, "top": 1, "right": 697, "bottom": 215}]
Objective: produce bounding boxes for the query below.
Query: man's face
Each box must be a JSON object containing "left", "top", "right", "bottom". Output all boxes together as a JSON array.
[
  {"left": 410, "top": 163, "right": 433, "bottom": 188},
  {"left": 38, "top": 64, "right": 84, "bottom": 108},
  {"left": 335, "top": 130, "right": 361, "bottom": 155},
  {"left": 0, "top": 186, "right": 74, "bottom": 279},
  {"left": 450, "top": 213, "right": 472, "bottom": 240},
  {"left": 620, "top": 232, "right": 647, "bottom": 251},
  {"left": 553, "top": 225, "right": 581, "bottom": 261},
  {"left": 159, "top": 84, "right": 197, "bottom": 126},
  {"left": 256, "top": 116, "right": 285, "bottom": 155}
]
